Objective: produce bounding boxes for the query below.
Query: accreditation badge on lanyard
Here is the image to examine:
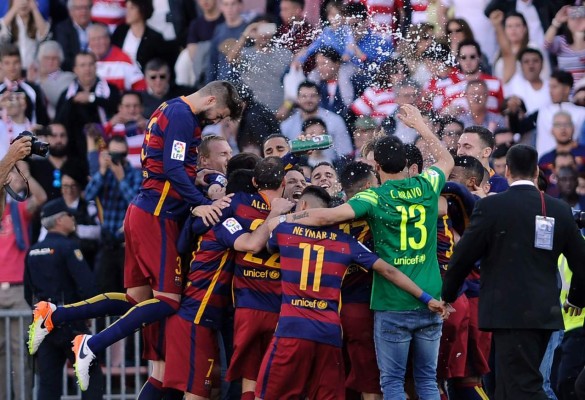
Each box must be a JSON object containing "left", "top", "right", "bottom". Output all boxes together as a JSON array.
[{"left": 535, "top": 191, "right": 554, "bottom": 251}]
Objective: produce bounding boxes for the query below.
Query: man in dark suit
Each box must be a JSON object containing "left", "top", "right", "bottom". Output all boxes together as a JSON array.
[
  {"left": 53, "top": 0, "right": 93, "bottom": 71},
  {"left": 443, "top": 144, "right": 585, "bottom": 400}
]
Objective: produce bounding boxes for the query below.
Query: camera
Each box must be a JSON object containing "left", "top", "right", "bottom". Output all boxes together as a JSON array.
[
  {"left": 569, "top": 6, "right": 585, "bottom": 19},
  {"left": 13, "top": 130, "right": 49, "bottom": 158},
  {"left": 573, "top": 210, "right": 585, "bottom": 230},
  {"left": 109, "top": 152, "right": 127, "bottom": 166}
]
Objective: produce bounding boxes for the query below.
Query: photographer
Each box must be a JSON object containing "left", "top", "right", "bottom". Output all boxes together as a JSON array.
[{"left": 0, "top": 135, "right": 32, "bottom": 217}]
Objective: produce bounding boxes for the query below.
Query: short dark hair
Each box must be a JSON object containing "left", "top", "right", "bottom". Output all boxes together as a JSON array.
[
  {"left": 463, "top": 125, "right": 495, "bottom": 149},
  {"left": 300, "top": 185, "right": 331, "bottom": 208},
  {"left": 454, "top": 155, "right": 484, "bottom": 183},
  {"left": 107, "top": 135, "right": 128, "bottom": 148},
  {"left": 302, "top": 117, "right": 327, "bottom": 132},
  {"left": 342, "top": 1, "right": 368, "bottom": 19},
  {"left": 316, "top": 46, "right": 342, "bottom": 63},
  {"left": 552, "top": 151, "right": 576, "bottom": 167},
  {"left": 492, "top": 143, "right": 511, "bottom": 159},
  {"left": 226, "top": 169, "right": 257, "bottom": 194},
  {"left": 518, "top": 47, "right": 543, "bottom": 63},
  {"left": 550, "top": 69, "right": 574, "bottom": 88},
  {"left": 313, "top": 161, "right": 337, "bottom": 176},
  {"left": 282, "top": 0, "right": 304, "bottom": 8},
  {"left": 126, "top": 0, "right": 154, "bottom": 20},
  {"left": 405, "top": 144, "right": 423, "bottom": 174},
  {"left": 121, "top": 90, "right": 143, "bottom": 105},
  {"left": 506, "top": 144, "right": 537, "bottom": 179},
  {"left": 0, "top": 43, "right": 21, "bottom": 60},
  {"left": 144, "top": 58, "right": 169, "bottom": 72},
  {"left": 537, "top": 168, "right": 548, "bottom": 192},
  {"left": 340, "top": 161, "right": 374, "bottom": 196},
  {"left": 374, "top": 136, "right": 406, "bottom": 173},
  {"left": 227, "top": 152, "right": 261, "bottom": 175},
  {"left": 254, "top": 157, "right": 285, "bottom": 190},
  {"left": 297, "top": 80, "right": 319, "bottom": 95},
  {"left": 74, "top": 50, "right": 97, "bottom": 66},
  {"left": 199, "top": 81, "right": 244, "bottom": 120},
  {"left": 457, "top": 39, "right": 482, "bottom": 58}
]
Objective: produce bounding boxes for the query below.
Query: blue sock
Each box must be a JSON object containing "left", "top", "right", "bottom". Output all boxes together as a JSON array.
[
  {"left": 137, "top": 377, "right": 164, "bottom": 400},
  {"left": 52, "top": 293, "right": 133, "bottom": 325},
  {"left": 87, "top": 297, "right": 179, "bottom": 353}
]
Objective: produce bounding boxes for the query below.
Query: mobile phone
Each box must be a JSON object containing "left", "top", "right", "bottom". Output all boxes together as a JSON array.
[
  {"left": 569, "top": 6, "right": 585, "bottom": 19},
  {"left": 257, "top": 23, "right": 277, "bottom": 36}
]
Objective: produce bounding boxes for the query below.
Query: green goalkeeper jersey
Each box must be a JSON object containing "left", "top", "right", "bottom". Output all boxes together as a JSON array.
[{"left": 347, "top": 166, "right": 445, "bottom": 311}]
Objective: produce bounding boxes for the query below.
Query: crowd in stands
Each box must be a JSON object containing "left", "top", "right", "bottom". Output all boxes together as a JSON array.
[{"left": 1, "top": 0, "right": 585, "bottom": 399}]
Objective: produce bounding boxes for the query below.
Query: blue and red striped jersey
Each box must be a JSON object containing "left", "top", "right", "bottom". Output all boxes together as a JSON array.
[
  {"left": 231, "top": 192, "right": 282, "bottom": 313},
  {"left": 268, "top": 222, "right": 380, "bottom": 347},
  {"left": 132, "top": 96, "right": 211, "bottom": 220},
  {"left": 338, "top": 219, "right": 374, "bottom": 304},
  {"left": 437, "top": 215, "right": 455, "bottom": 266},
  {"left": 177, "top": 216, "right": 248, "bottom": 328}
]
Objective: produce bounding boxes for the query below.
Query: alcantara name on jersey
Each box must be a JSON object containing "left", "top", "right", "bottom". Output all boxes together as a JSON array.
[{"left": 393, "top": 253, "right": 426, "bottom": 266}]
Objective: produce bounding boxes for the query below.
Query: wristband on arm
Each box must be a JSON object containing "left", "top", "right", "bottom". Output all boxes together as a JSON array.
[{"left": 418, "top": 292, "right": 433, "bottom": 305}]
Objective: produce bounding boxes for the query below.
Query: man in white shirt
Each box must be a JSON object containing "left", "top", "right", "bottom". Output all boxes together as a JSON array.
[
  {"left": 505, "top": 48, "right": 551, "bottom": 114},
  {"left": 280, "top": 81, "right": 353, "bottom": 161},
  {"left": 537, "top": 70, "right": 585, "bottom": 155}
]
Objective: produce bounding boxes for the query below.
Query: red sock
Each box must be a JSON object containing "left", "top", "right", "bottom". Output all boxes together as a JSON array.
[{"left": 242, "top": 391, "right": 256, "bottom": 400}]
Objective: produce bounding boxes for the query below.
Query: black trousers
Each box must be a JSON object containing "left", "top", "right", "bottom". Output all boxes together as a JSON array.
[
  {"left": 492, "top": 329, "right": 553, "bottom": 400},
  {"left": 557, "top": 327, "right": 585, "bottom": 400},
  {"left": 36, "top": 324, "right": 104, "bottom": 400}
]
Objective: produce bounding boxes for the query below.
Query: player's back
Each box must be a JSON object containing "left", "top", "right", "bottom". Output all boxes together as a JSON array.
[
  {"left": 231, "top": 192, "right": 282, "bottom": 313},
  {"left": 339, "top": 219, "right": 373, "bottom": 304},
  {"left": 269, "top": 222, "right": 379, "bottom": 347}
]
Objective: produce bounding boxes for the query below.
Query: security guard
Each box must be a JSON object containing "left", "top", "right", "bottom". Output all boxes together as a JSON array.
[{"left": 24, "top": 198, "right": 103, "bottom": 400}]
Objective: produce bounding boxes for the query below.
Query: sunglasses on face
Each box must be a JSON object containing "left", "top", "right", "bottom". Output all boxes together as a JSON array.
[
  {"left": 148, "top": 74, "right": 167, "bottom": 80},
  {"left": 459, "top": 54, "right": 478, "bottom": 61}
]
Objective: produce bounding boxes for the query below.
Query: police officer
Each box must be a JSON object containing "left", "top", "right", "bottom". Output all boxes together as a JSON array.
[{"left": 24, "top": 198, "right": 103, "bottom": 400}]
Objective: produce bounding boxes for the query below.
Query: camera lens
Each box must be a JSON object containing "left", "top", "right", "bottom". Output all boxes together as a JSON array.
[{"left": 31, "top": 140, "right": 49, "bottom": 157}]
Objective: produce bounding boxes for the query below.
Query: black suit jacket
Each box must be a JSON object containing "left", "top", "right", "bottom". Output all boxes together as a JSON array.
[
  {"left": 53, "top": 18, "right": 82, "bottom": 72},
  {"left": 443, "top": 184, "right": 585, "bottom": 331},
  {"left": 111, "top": 25, "right": 178, "bottom": 71},
  {"left": 484, "top": 0, "right": 566, "bottom": 31}
]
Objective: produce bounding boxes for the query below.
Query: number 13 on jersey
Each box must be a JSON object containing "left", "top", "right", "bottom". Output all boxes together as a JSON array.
[{"left": 396, "top": 205, "right": 428, "bottom": 251}]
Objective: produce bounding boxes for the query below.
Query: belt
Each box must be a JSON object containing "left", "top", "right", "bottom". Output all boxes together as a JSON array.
[{"left": 0, "top": 282, "right": 23, "bottom": 290}]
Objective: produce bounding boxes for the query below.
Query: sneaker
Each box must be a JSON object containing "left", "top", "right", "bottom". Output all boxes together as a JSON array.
[
  {"left": 72, "top": 334, "right": 95, "bottom": 391},
  {"left": 28, "top": 301, "right": 56, "bottom": 355}
]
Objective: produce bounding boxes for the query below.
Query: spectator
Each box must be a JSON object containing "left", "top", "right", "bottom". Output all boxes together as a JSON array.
[
  {"left": 275, "top": 0, "right": 314, "bottom": 55},
  {"left": 52, "top": 0, "right": 93, "bottom": 72},
  {"left": 140, "top": 58, "right": 191, "bottom": 119},
  {"left": 227, "top": 15, "right": 293, "bottom": 112},
  {"left": 301, "top": 117, "right": 334, "bottom": 166},
  {"left": 27, "top": 41, "right": 76, "bottom": 120},
  {"left": 545, "top": 5, "right": 585, "bottom": 87},
  {"left": 87, "top": 22, "right": 146, "bottom": 92},
  {"left": 24, "top": 197, "right": 103, "bottom": 400},
  {"left": 423, "top": 42, "right": 460, "bottom": 113},
  {"left": 440, "top": 117, "right": 464, "bottom": 156},
  {"left": 0, "top": 44, "right": 49, "bottom": 126},
  {"left": 0, "top": 165, "right": 46, "bottom": 400},
  {"left": 484, "top": 0, "right": 560, "bottom": 51},
  {"left": 102, "top": 91, "right": 147, "bottom": 169},
  {"left": 489, "top": 10, "right": 550, "bottom": 86},
  {"left": 536, "top": 70, "right": 585, "bottom": 155},
  {"left": 206, "top": 0, "right": 247, "bottom": 83},
  {"left": 85, "top": 135, "right": 141, "bottom": 292},
  {"left": 459, "top": 79, "right": 507, "bottom": 130},
  {"left": 28, "top": 123, "right": 78, "bottom": 240},
  {"left": 0, "top": 90, "right": 33, "bottom": 141},
  {"left": 0, "top": 0, "right": 50, "bottom": 71},
  {"left": 55, "top": 51, "right": 120, "bottom": 159},
  {"left": 539, "top": 111, "right": 585, "bottom": 178},
  {"left": 443, "top": 18, "right": 490, "bottom": 71},
  {"left": 281, "top": 81, "right": 353, "bottom": 161},
  {"left": 0, "top": 135, "right": 32, "bottom": 217},
  {"left": 504, "top": 48, "right": 551, "bottom": 114},
  {"left": 183, "top": 0, "right": 225, "bottom": 88},
  {"left": 111, "top": 0, "right": 173, "bottom": 70},
  {"left": 146, "top": 0, "right": 196, "bottom": 48},
  {"left": 380, "top": 81, "right": 425, "bottom": 144},
  {"left": 493, "top": 126, "right": 515, "bottom": 146},
  {"left": 90, "top": 0, "right": 125, "bottom": 31},
  {"left": 443, "top": 40, "right": 504, "bottom": 116},
  {"left": 352, "top": 116, "right": 379, "bottom": 159}
]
